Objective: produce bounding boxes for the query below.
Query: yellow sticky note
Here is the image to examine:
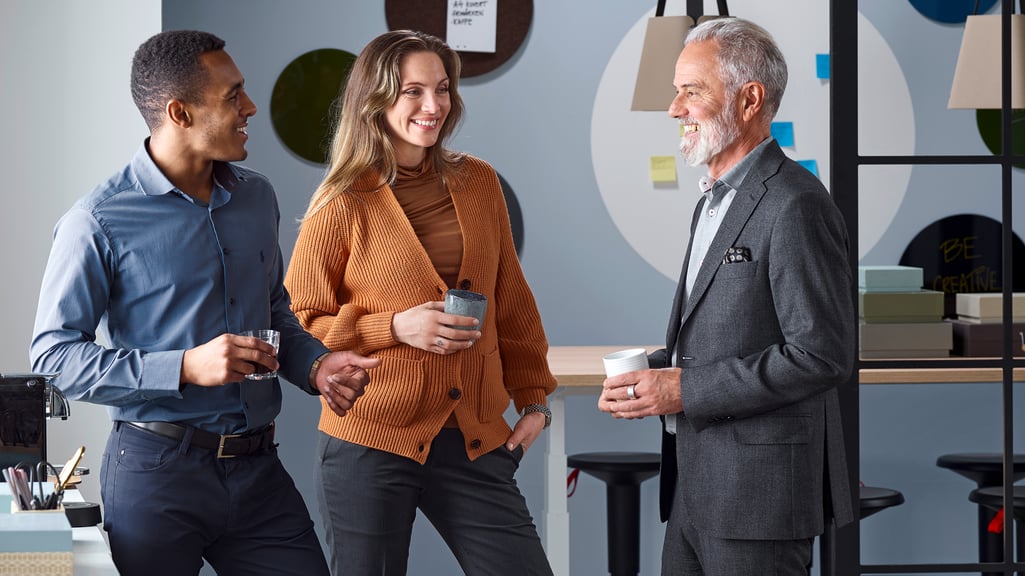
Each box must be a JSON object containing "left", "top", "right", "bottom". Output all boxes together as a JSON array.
[{"left": 650, "top": 156, "right": 677, "bottom": 183}]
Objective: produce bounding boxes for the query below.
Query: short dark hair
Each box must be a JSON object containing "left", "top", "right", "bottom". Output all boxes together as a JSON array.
[{"left": 130, "top": 30, "right": 226, "bottom": 129}]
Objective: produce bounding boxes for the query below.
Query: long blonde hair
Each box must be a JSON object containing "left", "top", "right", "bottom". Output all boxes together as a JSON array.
[{"left": 302, "top": 30, "right": 465, "bottom": 219}]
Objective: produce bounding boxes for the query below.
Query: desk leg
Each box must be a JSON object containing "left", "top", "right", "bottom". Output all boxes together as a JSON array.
[{"left": 544, "top": 392, "right": 570, "bottom": 576}]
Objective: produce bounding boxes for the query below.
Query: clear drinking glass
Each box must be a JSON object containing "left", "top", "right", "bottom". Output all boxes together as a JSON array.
[{"left": 240, "top": 329, "right": 280, "bottom": 380}]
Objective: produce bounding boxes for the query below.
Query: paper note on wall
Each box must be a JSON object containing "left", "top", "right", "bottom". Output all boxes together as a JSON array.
[
  {"left": 650, "top": 156, "right": 677, "bottom": 183},
  {"left": 447, "top": 0, "right": 497, "bottom": 53}
]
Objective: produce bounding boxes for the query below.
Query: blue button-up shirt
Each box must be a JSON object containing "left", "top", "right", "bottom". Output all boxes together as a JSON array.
[{"left": 30, "top": 141, "right": 329, "bottom": 434}]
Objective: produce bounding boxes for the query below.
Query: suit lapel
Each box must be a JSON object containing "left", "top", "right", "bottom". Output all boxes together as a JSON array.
[{"left": 678, "top": 144, "right": 785, "bottom": 328}]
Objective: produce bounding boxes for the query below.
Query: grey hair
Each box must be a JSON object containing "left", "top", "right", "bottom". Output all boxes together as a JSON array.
[{"left": 685, "top": 18, "right": 788, "bottom": 121}]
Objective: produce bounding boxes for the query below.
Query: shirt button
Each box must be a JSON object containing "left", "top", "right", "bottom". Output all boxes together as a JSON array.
[
  {"left": 448, "top": 388, "right": 461, "bottom": 400},
  {"left": 229, "top": 298, "right": 236, "bottom": 305},
  {"left": 708, "top": 209, "right": 716, "bottom": 217},
  {"left": 222, "top": 248, "right": 230, "bottom": 255},
  {"left": 459, "top": 279, "right": 471, "bottom": 290},
  {"left": 469, "top": 439, "right": 482, "bottom": 449}
]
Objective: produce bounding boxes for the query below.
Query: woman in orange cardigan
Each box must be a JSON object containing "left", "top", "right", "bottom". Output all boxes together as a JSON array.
[{"left": 284, "top": 30, "right": 557, "bottom": 576}]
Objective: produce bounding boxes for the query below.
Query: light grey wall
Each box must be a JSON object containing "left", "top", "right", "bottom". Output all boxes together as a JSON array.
[{"left": 2, "top": 1, "right": 1023, "bottom": 575}]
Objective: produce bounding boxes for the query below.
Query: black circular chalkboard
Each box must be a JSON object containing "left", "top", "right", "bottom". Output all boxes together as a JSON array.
[{"left": 899, "top": 214, "right": 1025, "bottom": 317}]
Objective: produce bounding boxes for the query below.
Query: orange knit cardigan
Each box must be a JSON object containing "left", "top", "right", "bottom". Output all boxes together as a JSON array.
[{"left": 285, "top": 155, "right": 557, "bottom": 463}]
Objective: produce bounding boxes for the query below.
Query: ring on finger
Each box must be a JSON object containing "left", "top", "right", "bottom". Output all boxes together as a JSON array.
[{"left": 626, "top": 385, "right": 637, "bottom": 400}]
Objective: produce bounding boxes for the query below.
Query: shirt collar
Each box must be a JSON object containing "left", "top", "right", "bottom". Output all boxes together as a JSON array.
[
  {"left": 698, "top": 136, "right": 775, "bottom": 199},
  {"left": 131, "top": 139, "right": 245, "bottom": 199}
]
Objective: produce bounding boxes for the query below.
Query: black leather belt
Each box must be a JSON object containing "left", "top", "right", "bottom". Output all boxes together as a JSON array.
[{"left": 124, "top": 421, "right": 275, "bottom": 459}]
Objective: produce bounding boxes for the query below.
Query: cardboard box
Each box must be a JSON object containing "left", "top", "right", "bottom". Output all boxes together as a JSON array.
[
  {"left": 859, "top": 290, "right": 945, "bottom": 323},
  {"left": 859, "top": 321, "right": 953, "bottom": 352},
  {"left": 858, "top": 265, "right": 924, "bottom": 292},
  {"left": 955, "top": 292, "right": 1025, "bottom": 322},
  {"left": 948, "top": 318, "right": 1025, "bottom": 357}
]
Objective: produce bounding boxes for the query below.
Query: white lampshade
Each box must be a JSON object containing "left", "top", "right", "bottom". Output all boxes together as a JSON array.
[{"left": 948, "top": 14, "right": 1025, "bottom": 109}]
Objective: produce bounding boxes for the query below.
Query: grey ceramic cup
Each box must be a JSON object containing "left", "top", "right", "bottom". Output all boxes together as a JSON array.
[{"left": 444, "top": 289, "right": 487, "bottom": 330}]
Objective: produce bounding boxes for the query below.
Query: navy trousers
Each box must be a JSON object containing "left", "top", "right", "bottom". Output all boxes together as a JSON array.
[{"left": 100, "top": 422, "right": 329, "bottom": 576}]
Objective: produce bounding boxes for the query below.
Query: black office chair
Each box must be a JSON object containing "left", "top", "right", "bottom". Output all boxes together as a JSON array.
[{"left": 969, "top": 485, "right": 1025, "bottom": 575}]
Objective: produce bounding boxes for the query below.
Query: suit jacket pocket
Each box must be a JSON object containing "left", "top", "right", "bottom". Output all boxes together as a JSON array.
[
  {"left": 732, "top": 414, "right": 810, "bottom": 444},
  {"left": 716, "top": 259, "right": 758, "bottom": 279}
]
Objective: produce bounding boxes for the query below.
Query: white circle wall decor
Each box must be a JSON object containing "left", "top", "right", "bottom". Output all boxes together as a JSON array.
[{"left": 590, "top": 5, "right": 913, "bottom": 279}]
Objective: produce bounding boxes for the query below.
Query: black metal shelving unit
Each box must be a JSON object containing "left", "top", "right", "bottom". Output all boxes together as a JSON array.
[{"left": 829, "top": 0, "right": 1022, "bottom": 574}]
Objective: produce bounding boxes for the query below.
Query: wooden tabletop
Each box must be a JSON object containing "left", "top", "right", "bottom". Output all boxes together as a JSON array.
[
  {"left": 545, "top": 346, "right": 660, "bottom": 387},
  {"left": 546, "top": 346, "right": 1024, "bottom": 386}
]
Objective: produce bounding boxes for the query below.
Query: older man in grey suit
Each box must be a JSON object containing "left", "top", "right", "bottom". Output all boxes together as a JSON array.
[{"left": 599, "top": 17, "right": 855, "bottom": 576}]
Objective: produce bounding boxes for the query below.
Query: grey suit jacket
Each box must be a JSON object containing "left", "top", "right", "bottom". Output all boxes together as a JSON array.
[{"left": 654, "top": 140, "right": 855, "bottom": 540}]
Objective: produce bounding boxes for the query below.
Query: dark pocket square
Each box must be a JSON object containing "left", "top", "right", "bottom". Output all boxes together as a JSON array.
[{"left": 723, "top": 246, "right": 752, "bottom": 264}]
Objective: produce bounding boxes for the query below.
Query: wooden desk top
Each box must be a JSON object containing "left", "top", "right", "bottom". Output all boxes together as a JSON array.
[
  {"left": 545, "top": 346, "right": 659, "bottom": 387},
  {"left": 546, "top": 346, "right": 1025, "bottom": 386}
]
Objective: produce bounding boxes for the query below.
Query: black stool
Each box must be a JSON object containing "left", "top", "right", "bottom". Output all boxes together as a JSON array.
[
  {"left": 969, "top": 486, "right": 1025, "bottom": 574},
  {"left": 860, "top": 485, "right": 905, "bottom": 519},
  {"left": 567, "top": 452, "right": 660, "bottom": 576},
  {"left": 937, "top": 453, "right": 1025, "bottom": 575}
]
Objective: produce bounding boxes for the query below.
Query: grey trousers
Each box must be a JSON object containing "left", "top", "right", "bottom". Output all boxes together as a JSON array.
[
  {"left": 314, "top": 428, "right": 553, "bottom": 576},
  {"left": 661, "top": 484, "right": 813, "bottom": 576}
]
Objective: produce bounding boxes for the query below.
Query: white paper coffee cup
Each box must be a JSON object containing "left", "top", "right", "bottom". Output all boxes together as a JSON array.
[{"left": 602, "top": 348, "right": 649, "bottom": 377}]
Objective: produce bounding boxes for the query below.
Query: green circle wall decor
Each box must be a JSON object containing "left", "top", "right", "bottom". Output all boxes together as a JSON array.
[
  {"left": 976, "top": 109, "right": 1025, "bottom": 169},
  {"left": 271, "top": 48, "right": 357, "bottom": 164}
]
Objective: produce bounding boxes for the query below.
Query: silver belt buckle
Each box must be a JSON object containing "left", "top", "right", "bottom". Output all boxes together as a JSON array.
[{"left": 217, "top": 433, "right": 241, "bottom": 459}]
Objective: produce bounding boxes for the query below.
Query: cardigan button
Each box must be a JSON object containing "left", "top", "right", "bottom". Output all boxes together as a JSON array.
[
  {"left": 469, "top": 439, "right": 482, "bottom": 449},
  {"left": 417, "top": 443, "right": 425, "bottom": 452},
  {"left": 459, "top": 279, "right": 471, "bottom": 290},
  {"left": 448, "top": 388, "right": 461, "bottom": 400}
]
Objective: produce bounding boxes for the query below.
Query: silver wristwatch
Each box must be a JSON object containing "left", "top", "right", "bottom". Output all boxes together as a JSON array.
[{"left": 522, "top": 403, "right": 552, "bottom": 429}]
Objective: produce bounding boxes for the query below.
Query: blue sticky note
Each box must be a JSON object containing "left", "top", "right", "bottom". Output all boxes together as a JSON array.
[
  {"left": 771, "top": 122, "right": 794, "bottom": 147},
  {"left": 816, "top": 53, "right": 830, "bottom": 79},
  {"left": 797, "top": 159, "right": 819, "bottom": 177}
]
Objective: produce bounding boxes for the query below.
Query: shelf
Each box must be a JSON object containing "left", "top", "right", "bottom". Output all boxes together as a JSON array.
[{"left": 860, "top": 367, "right": 1025, "bottom": 384}]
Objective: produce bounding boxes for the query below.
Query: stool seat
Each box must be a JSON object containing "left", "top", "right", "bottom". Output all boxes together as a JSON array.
[
  {"left": 936, "top": 453, "right": 1025, "bottom": 487},
  {"left": 937, "top": 453, "right": 1025, "bottom": 575},
  {"left": 969, "top": 486, "right": 1025, "bottom": 573},
  {"left": 567, "top": 451, "right": 661, "bottom": 483},
  {"left": 970, "top": 485, "right": 1025, "bottom": 520},
  {"left": 859, "top": 486, "right": 905, "bottom": 519},
  {"left": 568, "top": 452, "right": 660, "bottom": 576}
]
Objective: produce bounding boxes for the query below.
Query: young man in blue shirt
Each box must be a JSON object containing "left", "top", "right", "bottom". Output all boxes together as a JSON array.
[{"left": 30, "top": 30, "right": 380, "bottom": 576}]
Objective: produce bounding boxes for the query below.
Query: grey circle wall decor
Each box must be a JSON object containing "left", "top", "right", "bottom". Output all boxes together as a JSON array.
[
  {"left": 271, "top": 48, "right": 357, "bottom": 164},
  {"left": 384, "top": 0, "right": 532, "bottom": 78}
]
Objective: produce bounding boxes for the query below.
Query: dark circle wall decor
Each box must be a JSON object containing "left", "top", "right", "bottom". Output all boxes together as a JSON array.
[
  {"left": 976, "top": 109, "right": 1025, "bottom": 170},
  {"left": 384, "top": 0, "right": 532, "bottom": 77},
  {"left": 496, "top": 172, "right": 524, "bottom": 257},
  {"left": 271, "top": 48, "right": 357, "bottom": 164},
  {"left": 908, "top": 0, "right": 997, "bottom": 23},
  {"left": 899, "top": 214, "right": 1025, "bottom": 317}
]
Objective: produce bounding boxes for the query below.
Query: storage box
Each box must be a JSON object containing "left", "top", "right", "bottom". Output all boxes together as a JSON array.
[
  {"left": 0, "top": 508, "right": 72, "bottom": 575},
  {"left": 859, "top": 290, "right": 945, "bottom": 323},
  {"left": 948, "top": 318, "right": 1025, "bottom": 357},
  {"left": 955, "top": 292, "right": 1025, "bottom": 322},
  {"left": 859, "top": 321, "right": 953, "bottom": 353},
  {"left": 858, "top": 265, "right": 924, "bottom": 292}
]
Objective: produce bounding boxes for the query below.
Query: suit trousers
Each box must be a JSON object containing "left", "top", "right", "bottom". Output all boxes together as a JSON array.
[
  {"left": 314, "top": 428, "right": 553, "bottom": 576},
  {"left": 100, "top": 421, "right": 329, "bottom": 576},
  {"left": 661, "top": 476, "right": 813, "bottom": 576}
]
